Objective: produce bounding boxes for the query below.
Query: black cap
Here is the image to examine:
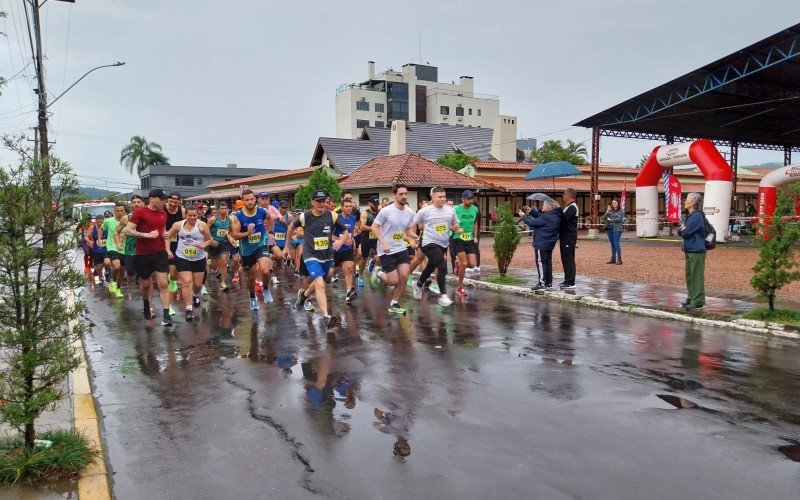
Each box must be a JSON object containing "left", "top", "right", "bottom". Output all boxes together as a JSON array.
[
  {"left": 312, "top": 189, "right": 328, "bottom": 201},
  {"left": 148, "top": 188, "right": 168, "bottom": 200},
  {"left": 168, "top": 191, "right": 182, "bottom": 200},
  {"left": 369, "top": 196, "right": 380, "bottom": 205},
  {"left": 279, "top": 201, "right": 289, "bottom": 208},
  {"left": 462, "top": 189, "right": 475, "bottom": 198}
]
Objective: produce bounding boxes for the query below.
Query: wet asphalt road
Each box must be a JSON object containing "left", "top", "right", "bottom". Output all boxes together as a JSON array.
[{"left": 81, "top": 268, "right": 800, "bottom": 499}]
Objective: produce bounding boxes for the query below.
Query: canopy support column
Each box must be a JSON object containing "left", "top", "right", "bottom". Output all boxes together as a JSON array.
[
  {"left": 589, "top": 127, "right": 600, "bottom": 238},
  {"left": 785, "top": 146, "right": 792, "bottom": 166},
  {"left": 731, "top": 141, "right": 739, "bottom": 208}
]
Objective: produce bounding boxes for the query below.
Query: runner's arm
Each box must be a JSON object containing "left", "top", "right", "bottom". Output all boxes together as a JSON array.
[
  {"left": 163, "top": 221, "right": 181, "bottom": 241},
  {"left": 122, "top": 220, "right": 158, "bottom": 239},
  {"left": 198, "top": 222, "right": 217, "bottom": 248},
  {"left": 229, "top": 216, "right": 252, "bottom": 239},
  {"left": 114, "top": 215, "right": 128, "bottom": 249},
  {"left": 331, "top": 218, "right": 349, "bottom": 252}
]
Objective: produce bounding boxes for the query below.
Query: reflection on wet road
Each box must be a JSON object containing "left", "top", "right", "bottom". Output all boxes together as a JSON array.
[{"left": 81, "top": 268, "right": 800, "bottom": 499}]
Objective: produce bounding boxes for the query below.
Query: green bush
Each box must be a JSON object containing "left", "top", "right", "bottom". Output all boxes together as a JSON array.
[
  {"left": 294, "top": 167, "right": 341, "bottom": 210},
  {"left": 492, "top": 202, "right": 521, "bottom": 276},
  {"left": 0, "top": 429, "right": 95, "bottom": 485}
]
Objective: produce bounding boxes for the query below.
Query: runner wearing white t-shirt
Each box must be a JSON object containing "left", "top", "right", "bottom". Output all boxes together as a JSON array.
[
  {"left": 369, "top": 184, "right": 417, "bottom": 314},
  {"left": 411, "top": 187, "right": 461, "bottom": 306}
]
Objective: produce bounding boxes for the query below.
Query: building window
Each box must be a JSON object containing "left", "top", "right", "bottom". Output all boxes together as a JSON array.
[
  {"left": 375, "top": 103, "right": 385, "bottom": 113},
  {"left": 141, "top": 176, "right": 150, "bottom": 189},
  {"left": 356, "top": 100, "right": 370, "bottom": 111},
  {"left": 175, "top": 176, "right": 194, "bottom": 187},
  {"left": 375, "top": 121, "right": 385, "bottom": 128},
  {"left": 195, "top": 177, "right": 203, "bottom": 186},
  {"left": 456, "top": 106, "right": 464, "bottom": 117},
  {"left": 356, "top": 119, "right": 370, "bottom": 129},
  {"left": 478, "top": 109, "right": 482, "bottom": 116},
  {"left": 440, "top": 106, "right": 449, "bottom": 115},
  {"left": 469, "top": 108, "right": 472, "bottom": 115}
]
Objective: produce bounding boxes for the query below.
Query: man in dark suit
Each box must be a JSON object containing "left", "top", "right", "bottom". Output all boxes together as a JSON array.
[{"left": 558, "top": 188, "right": 579, "bottom": 290}]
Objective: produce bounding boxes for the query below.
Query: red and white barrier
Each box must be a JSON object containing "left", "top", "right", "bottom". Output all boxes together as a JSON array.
[
  {"left": 635, "top": 139, "right": 733, "bottom": 240},
  {"left": 757, "top": 165, "right": 800, "bottom": 227}
]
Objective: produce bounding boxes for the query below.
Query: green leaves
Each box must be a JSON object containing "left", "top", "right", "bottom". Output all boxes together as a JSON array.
[
  {"left": 436, "top": 153, "right": 478, "bottom": 171},
  {"left": 492, "top": 202, "right": 522, "bottom": 276},
  {"left": 530, "top": 139, "right": 587, "bottom": 165},
  {"left": 119, "top": 135, "right": 170, "bottom": 175},
  {"left": 294, "top": 167, "right": 342, "bottom": 210}
]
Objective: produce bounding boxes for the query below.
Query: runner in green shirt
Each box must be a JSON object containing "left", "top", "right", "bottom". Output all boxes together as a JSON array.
[
  {"left": 451, "top": 190, "right": 480, "bottom": 297},
  {"left": 116, "top": 195, "right": 146, "bottom": 286},
  {"left": 101, "top": 203, "right": 127, "bottom": 297}
]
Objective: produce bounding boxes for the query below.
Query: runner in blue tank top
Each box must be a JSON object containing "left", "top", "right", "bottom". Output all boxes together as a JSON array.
[
  {"left": 207, "top": 201, "right": 237, "bottom": 292},
  {"left": 231, "top": 189, "right": 275, "bottom": 310},
  {"left": 269, "top": 200, "right": 289, "bottom": 278},
  {"left": 332, "top": 200, "right": 358, "bottom": 302}
]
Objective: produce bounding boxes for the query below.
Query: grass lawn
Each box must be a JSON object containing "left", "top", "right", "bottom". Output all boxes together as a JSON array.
[
  {"left": 484, "top": 275, "right": 526, "bottom": 286},
  {"left": 742, "top": 308, "right": 800, "bottom": 327},
  {"left": 0, "top": 429, "right": 95, "bottom": 485}
]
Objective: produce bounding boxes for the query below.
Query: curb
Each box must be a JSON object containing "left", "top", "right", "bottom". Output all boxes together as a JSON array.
[
  {"left": 68, "top": 291, "right": 112, "bottom": 500},
  {"left": 420, "top": 273, "right": 798, "bottom": 340}
]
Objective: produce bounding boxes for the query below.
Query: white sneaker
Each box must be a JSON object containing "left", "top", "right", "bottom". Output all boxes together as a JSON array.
[
  {"left": 250, "top": 298, "right": 259, "bottom": 311},
  {"left": 437, "top": 294, "right": 453, "bottom": 306},
  {"left": 473, "top": 266, "right": 481, "bottom": 278},
  {"left": 271, "top": 276, "right": 279, "bottom": 285},
  {"left": 304, "top": 300, "right": 316, "bottom": 312},
  {"left": 94, "top": 276, "right": 100, "bottom": 285},
  {"left": 201, "top": 286, "right": 208, "bottom": 296},
  {"left": 412, "top": 281, "right": 423, "bottom": 300},
  {"left": 262, "top": 288, "right": 273, "bottom": 304}
]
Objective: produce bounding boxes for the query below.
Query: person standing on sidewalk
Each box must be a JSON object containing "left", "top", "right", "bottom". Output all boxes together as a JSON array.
[
  {"left": 602, "top": 199, "right": 625, "bottom": 265},
  {"left": 558, "top": 188, "right": 578, "bottom": 290},
  {"left": 520, "top": 199, "right": 561, "bottom": 291},
  {"left": 678, "top": 192, "right": 707, "bottom": 310}
]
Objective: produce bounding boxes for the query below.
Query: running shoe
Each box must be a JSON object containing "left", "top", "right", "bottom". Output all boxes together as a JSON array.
[
  {"left": 324, "top": 314, "right": 337, "bottom": 329},
  {"left": 369, "top": 267, "right": 381, "bottom": 289},
  {"left": 428, "top": 282, "right": 441, "bottom": 294},
  {"left": 295, "top": 289, "right": 307, "bottom": 311},
  {"left": 144, "top": 306, "right": 156, "bottom": 320},
  {"left": 473, "top": 266, "right": 481, "bottom": 278},
  {"left": 221, "top": 283, "right": 229, "bottom": 293},
  {"left": 357, "top": 275, "right": 364, "bottom": 288},
  {"left": 250, "top": 298, "right": 259, "bottom": 311},
  {"left": 271, "top": 276, "right": 279, "bottom": 285},
  {"left": 168, "top": 306, "right": 176, "bottom": 317},
  {"left": 456, "top": 287, "right": 468, "bottom": 297},
  {"left": 214, "top": 270, "right": 221, "bottom": 279},
  {"left": 113, "top": 287, "right": 124, "bottom": 299},
  {"left": 84, "top": 265, "right": 91, "bottom": 273},
  {"left": 161, "top": 316, "right": 174, "bottom": 327},
  {"left": 262, "top": 288, "right": 273, "bottom": 304},
  {"left": 304, "top": 300, "right": 316, "bottom": 312},
  {"left": 412, "top": 280, "right": 423, "bottom": 300},
  {"left": 254, "top": 281, "right": 264, "bottom": 295},
  {"left": 104, "top": 271, "right": 111, "bottom": 283},
  {"left": 531, "top": 283, "right": 547, "bottom": 291},
  {"left": 437, "top": 294, "right": 454, "bottom": 306},
  {"left": 232, "top": 272, "right": 240, "bottom": 283},
  {"left": 345, "top": 287, "right": 357, "bottom": 303},
  {"left": 108, "top": 282, "right": 117, "bottom": 292},
  {"left": 367, "top": 259, "right": 375, "bottom": 275},
  {"left": 201, "top": 286, "right": 208, "bottom": 296},
  {"left": 388, "top": 303, "right": 406, "bottom": 315},
  {"left": 168, "top": 278, "right": 178, "bottom": 293},
  {"left": 94, "top": 276, "right": 100, "bottom": 285},
  {"left": 185, "top": 310, "right": 194, "bottom": 321},
  {"left": 465, "top": 268, "right": 474, "bottom": 279},
  {"left": 193, "top": 296, "right": 201, "bottom": 308},
  {"left": 560, "top": 283, "right": 576, "bottom": 290},
  {"left": 406, "top": 276, "right": 414, "bottom": 286},
  {"left": 331, "top": 274, "right": 339, "bottom": 283}
]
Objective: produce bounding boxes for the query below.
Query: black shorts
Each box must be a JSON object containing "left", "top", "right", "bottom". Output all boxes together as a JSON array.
[
  {"left": 241, "top": 246, "right": 270, "bottom": 270},
  {"left": 407, "top": 246, "right": 416, "bottom": 257},
  {"left": 450, "top": 237, "right": 478, "bottom": 256},
  {"left": 135, "top": 251, "right": 169, "bottom": 280},
  {"left": 125, "top": 255, "right": 137, "bottom": 277},
  {"left": 380, "top": 250, "right": 410, "bottom": 274},
  {"left": 175, "top": 257, "right": 207, "bottom": 273},
  {"left": 333, "top": 249, "right": 354, "bottom": 267},
  {"left": 107, "top": 250, "right": 123, "bottom": 262},
  {"left": 208, "top": 241, "right": 232, "bottom": 258},
  {"left": 361, "top": 238, "right": 377, "bottom": 259},
  {"left": 91, "top": 252, "right": 108, "bottom": 265}
]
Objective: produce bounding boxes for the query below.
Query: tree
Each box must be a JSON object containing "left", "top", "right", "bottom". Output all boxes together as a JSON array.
[
  {"left": 492, "top": 202, "right": 521, "bottom": 276},
  {"left": 638, "top": 154, "right": 650, "bottom": 168},
  {"left": 294, "top": 167, "right": 342, "bottom": 210},
  {"left": 750, "top": 190, "right": 800, "bottom": 310},
  {"left": 0, "top": 149, "right": 87, "bottom": 452},
  {"left": 119, "top": 135, "right": 170, "bottom": 175},
  {"left": 436, "top": 152, "right": 478, "bottom": 171},
  {"left": 530, "top": 139, "right": 588, "bottom": 165}
]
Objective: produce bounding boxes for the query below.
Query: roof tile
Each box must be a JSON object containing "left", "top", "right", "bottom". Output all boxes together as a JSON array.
[{"left": 340, "top": 154, "right": 487, "bottom": 190}]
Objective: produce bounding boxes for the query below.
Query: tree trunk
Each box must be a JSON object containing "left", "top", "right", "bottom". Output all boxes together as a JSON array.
[
  {"left": 768, "top": 294, "right": 775, "bottom": 311},
  {"left": 25, "top": 422, "right": 35, "bottom": 451}
]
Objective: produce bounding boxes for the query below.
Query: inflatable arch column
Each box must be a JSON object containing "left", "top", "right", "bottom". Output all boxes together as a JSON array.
[
  {"left": 757, "top": 164, "right": 800, "bottom": 226},
  {"left": 635, "top": 139, "right": 733, "bottom": 240}
]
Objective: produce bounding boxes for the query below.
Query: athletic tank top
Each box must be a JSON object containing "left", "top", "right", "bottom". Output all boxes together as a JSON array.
[
  {"left": 166, "top": 208, "right": 183, "bottom": 247},
  {"left": 366, "top": 209, "right": 378, "bottom": 239},
  {"left": 235, "top": 207, "right": 268, "bottom": 257},
  {"left": 210, "top": 216, "right": 231, "bottom": 243},
  {"left": 176, "top": 220, "right": 206, "bottom": 262},
  {"left": 273, "top": 213, "right": 289, "bottom": 247},
  {"left": 91, "top": 226, "right": 107, "bottom": 254}
]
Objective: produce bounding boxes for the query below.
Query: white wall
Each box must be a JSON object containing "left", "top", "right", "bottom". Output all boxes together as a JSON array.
[{"left": 335, "top": 88, "right": 388, "bottom": 139}]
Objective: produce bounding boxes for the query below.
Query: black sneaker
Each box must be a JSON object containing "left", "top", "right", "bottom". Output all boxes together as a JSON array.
[
  {"left": 295, "top": 289, "right": 307, "bottom": 311},
  {"left": 161, "top": 316, "right": 174, "bottom": 327},
  {"left": 185, "top": 310, "right": 194, "bottom": 321},
  {"left": 531, "top": 283, "right": 547, "bottom": 291},
  {"left": 325, "top": 314, "right": 337, "bottom": 329},
  {"left": 193, "top": 296, "right": 201, "bottom": 308},
  {"left": 560, "top": 283, "right": 576, "bottom": 290},
  {"left": 345, "top": 287, "right": 357, "bottom": 303}
]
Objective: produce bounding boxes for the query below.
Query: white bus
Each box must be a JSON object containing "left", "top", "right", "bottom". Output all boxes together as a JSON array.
[{"left": 72, "top": 201, "right": 116, "bottom": 221}]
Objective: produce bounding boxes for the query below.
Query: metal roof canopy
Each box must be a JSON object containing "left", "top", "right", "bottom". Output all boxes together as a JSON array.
[{"left": 575, "top": 23, "right": 800, "bottom": 152}]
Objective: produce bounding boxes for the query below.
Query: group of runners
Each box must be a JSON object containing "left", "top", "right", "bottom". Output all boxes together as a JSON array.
[{"left": 80, "top": 183, "right": 482, "bottom": 329}]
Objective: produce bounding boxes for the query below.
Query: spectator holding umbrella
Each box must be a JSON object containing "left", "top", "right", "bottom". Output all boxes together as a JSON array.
[
  {"left": 602, "top": 199, "right": 625, "bottom": 265},
  {"left": 519, "top": 198, "right": 561, "bottom": 291}
]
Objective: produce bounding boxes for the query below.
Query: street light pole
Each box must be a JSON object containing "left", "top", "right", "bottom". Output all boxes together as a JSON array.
[{"left": 48, "top": 62, "right": 126, "bottom": 109}]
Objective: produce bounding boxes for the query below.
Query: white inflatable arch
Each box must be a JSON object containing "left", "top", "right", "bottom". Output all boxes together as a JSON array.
[
  {"left": 757, "top": 164, "right": 800, "bottom": 225},
  {"left": 635, "top": 139, "right": 733, "bottom": 240}
]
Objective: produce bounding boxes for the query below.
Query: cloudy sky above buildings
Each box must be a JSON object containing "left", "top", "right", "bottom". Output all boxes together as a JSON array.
[{"left": 1, "top": 0, "right": 799, "bottom": 191}]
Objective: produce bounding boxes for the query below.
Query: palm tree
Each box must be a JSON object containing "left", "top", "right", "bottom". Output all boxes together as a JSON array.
[
  {"left": 564, "top": 139, "right": 588, "bottom": 160},
  {"left": 120, "top": 135, "right": 170, "bottom": 175}
]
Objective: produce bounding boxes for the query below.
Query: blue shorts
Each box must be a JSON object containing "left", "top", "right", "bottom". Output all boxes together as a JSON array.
[{"left": 304, "top": 260, "right": 332, "bottom": 281}]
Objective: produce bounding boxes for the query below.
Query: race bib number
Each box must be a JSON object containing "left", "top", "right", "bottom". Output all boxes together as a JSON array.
[
  {"left": 434, "top": 224, "right": 447, "bottom": 233},
  {"left": 183, "top": 247, "right": 198, "bottom": 257},
  {"left": 216, "top": 229, "right": 228, "bottom": 238},
  {"left": 460, "top": 232, "right": 472, "bottom": 241},
  {"left": 313, "top": 237, "right": 329, "bottom": 250},
  {"left": 170, "top": 234, "right": 178, "bottom": 242},
  {"left": 369, "top": 231, "right": 377, "bottom": 239},
  {"left": 248, "top": 232, "right": 262, "bottom": 244},
  {"left": 97, "top": 240, "right": 106, "bottom": 247},
  {"left": 391, "top": 232, "right": 404, "bottom": 241},
  {"left": 274, "top": 232, "right": 285, "bottom": 241}
]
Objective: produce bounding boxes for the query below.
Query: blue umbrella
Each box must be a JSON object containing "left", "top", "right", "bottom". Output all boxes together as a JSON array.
[{"left": 524, "top": 161, "right": 581, "bottom": 180}]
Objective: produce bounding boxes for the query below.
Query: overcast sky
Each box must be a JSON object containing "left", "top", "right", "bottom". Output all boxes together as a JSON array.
[{"left": 1, "top": 0, "right": 799, "bottom": 191}]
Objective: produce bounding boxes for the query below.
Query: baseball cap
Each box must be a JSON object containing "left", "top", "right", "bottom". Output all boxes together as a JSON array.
[
  {"left": 462, "top": 189, "right": 475, "bottom": 198},
  {"left": 234, "top": 200, "right": 244, "bottom": 210},
  {"left": 148, "top": 188, "right": 168, "bottom": 199},
  {"left": 312, "top": 189, "right": 328, "bottom": 201},
  {"left": 271, "top": 200, "right": 280, "bottom": 208},
  {"left": 279, "top": 201, "right": 289, "bottom": 208},
  {"left": 368, "top": 195, "right": 380, "bottom": 205},
  {"left": 257, "top": 192, "right": 269, "bottom": 199},
  {"left": 168, "top": 191, "right": 182, "bottom": 200}
]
